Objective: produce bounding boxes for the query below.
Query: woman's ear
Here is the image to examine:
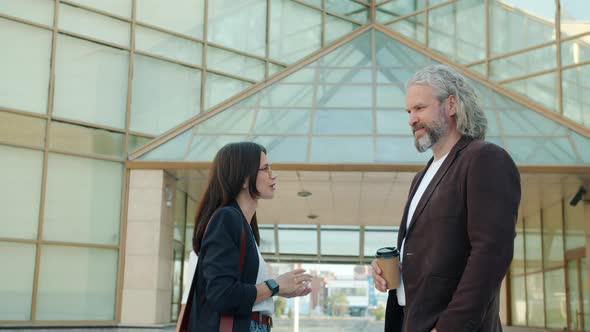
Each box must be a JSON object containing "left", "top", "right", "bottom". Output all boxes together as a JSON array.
[{"left": 242, "top": 177, "right": 249, "bottom": 189}]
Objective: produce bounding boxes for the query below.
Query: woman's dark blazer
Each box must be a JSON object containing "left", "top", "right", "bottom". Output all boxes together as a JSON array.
[{"left": 188, "top": 201, "right": 260, "bottom": 332}]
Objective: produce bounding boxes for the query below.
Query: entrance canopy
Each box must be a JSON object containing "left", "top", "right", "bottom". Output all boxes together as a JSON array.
[{"left": 134, "top": 28, "right": 590, "bottom": 166}]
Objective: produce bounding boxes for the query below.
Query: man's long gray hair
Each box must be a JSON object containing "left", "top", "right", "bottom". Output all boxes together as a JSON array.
[{"left": 407, "top": 64, "right": 487, "bottom": 140}]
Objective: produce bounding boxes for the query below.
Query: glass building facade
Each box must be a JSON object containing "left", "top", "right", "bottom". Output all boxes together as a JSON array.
[{"left": 1, "top": 0, "right": 589, "bottom": 330}]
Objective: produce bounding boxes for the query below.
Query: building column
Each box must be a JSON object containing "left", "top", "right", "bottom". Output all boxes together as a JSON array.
[{"left": 120, "top": 170, "right": 176, "bottom": 324}]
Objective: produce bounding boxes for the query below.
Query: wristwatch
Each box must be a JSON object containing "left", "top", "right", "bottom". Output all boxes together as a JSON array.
[{"left": 264, "top": 279, "right": 280, "bottom": 296}]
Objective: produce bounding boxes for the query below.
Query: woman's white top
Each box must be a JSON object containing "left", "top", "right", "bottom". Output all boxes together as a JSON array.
[
  {"left": 181, "top": 251, "right": 198, "bottom": 304},
  {"left": 180, "top": 247, "right": 274, "bottom": 316},
  {"left": 252, "top": 245, "right": 274, "bottom": 315}
]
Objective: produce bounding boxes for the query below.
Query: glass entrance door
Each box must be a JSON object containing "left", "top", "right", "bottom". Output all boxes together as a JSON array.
[{"left": 567, "top": 248, "right": 589, "bottom": 332}]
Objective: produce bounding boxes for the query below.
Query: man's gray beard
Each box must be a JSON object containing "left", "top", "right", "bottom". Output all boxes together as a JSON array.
[{"left": 414, "top": 115, "right": 448, "bottom": 153}]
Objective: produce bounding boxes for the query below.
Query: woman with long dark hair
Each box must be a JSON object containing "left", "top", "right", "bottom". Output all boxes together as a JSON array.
[{"left": 185, "top": 142, "right": 312, "bottom": 332}]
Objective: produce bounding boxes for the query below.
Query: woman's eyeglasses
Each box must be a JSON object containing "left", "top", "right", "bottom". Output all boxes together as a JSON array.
[{"left": 258, "top": 164, "right": 272, "bottom": 177}]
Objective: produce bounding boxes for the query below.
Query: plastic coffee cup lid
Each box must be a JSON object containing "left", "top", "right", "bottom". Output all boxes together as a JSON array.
[{"left": 376, "top": 247, "right": 399, "bottom": 258}]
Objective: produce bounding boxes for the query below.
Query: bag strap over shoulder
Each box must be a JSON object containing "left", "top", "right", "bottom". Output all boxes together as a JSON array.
[{"left": 179, "top": 207, "right": 248, "bottom": 332}]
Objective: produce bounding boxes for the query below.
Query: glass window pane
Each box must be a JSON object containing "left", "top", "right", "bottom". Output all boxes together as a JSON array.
[
  {"left": 316, "top": 85, "right": 372, "bottom": 108},
  {"left": 325, "top": 14, "right": 359, "bottom": 45},
  {"left": 174, "top": 190, "right": 186, "bottom": 242},
  {"left": 128, "top": 134, "right": 153, "bottom": 153},
  {"left": 43, "top": 154, "right": 122, "bottom": 245},
  {"left": 49, "top": 121, "right": 126, "bottom": 158},
  {"left": 318, "top": 68, "right": 372, "bottom": 84},
  {"left": 489, "top": 0, "right": 555, "bottom": 56},
  {"left": 525, "top": 213, "right": 543, "bottom": 273},
  {"left": 511, "top": 217, "right": 525, "bottom": 275},
  {"left": 207, "top": 46, "right": 265, "bottom": 81},
  {"left": 561, "top": 38, "right": 590, "bottom": 66},
  {"left": 136, "top": 26, "right": 202, "bottom": 66},
  {"left": 198, "top": 108, "right": 255, "bottom": 134},
  {"left": 502, "top": 71, "right": 558, "bottom": 112},
  {"left": 131, "top": 55, "right": 201, "bottom": 135},
  {"left": 59, "top": 3, "right": 130, "bottom": 46},
  {"left": 186, "top": 135, "right": 248, "bottom": 161},
  {"left": 561, "top": 0, "right": 590, "bottom": 38},
  {"left": 310, "top": 137, "right": 374, "bottom": 162},
  {"left": 0, "top": 18, "right": 52, "bottom": 114},
  {"left": 270, "top": 0, "right": 321, "bottom": 63},
  {"left": 376, "top": 137, "right": 430, "bottom": 163},
  {"left": 570, "top": 131, "right": 590, "bottom": 164},
  {"left": 313, "top": 110, "right": 373, "bottom": 135},
  {"left": 490, "top": 45, "right": 556, "bottom": 81},
  {"left": 141, "top": 130, "right": 191, "bottom": 161},
  {"left": 510, "top": 275, "right": 527, "bottom": 325},
  {"left": 252, "top": 136, "right": 308, "bottom": 162},
  {"left": 208, "top": 0, "right": 266, "bottom": 57},
  {"left": 36, "top": 246, "right": 118, "bottom": 320},
  {"left": 545, "top": 269, "right": 567, "bottom": 328},
  {"left": 0, "top": 0, "right": 54, "bottom": 25},
  {"left": 0, "top": 111, "right": 45, "bottom": 147},
  {"left": 428, "top": 0, "right": 485, "bottom": 64},
  {"left": 564, "top": 196, "right": 585, "bottom": 250},
  {"left": 364, "top": 227, "right": 398, "bottom": 258},
  {"left": 278, "top": 226, "right": 317, "bottom": 255},
  {"left": 268, "top": 62, "right": 285, "bottom": 77},
  {"left": 386, "top": 14, "right": 425, "bottom": 45},
  {"left": 497, "top": 108, "right": 565, "bottom": 136},
  {"left": 376, "top": 110, "right": 409, "bottom": 135},
  {"left": 0, "top": 242, "right": 36, "bottom": 320},
  {"left": 526, "top": 273, "right": 545, "bottom": 327},
  {"left": 376, "top": 0, "right": 424, "bottom": 23},
  {"left": 506, "top": 137, "right": 577, "bottom": 165},
  {"left": 326, "top": 0, "right": 368, "bottom": 23},
  {"left": 542, "top": 202, "right": 564, "bottom": 269},
  {"left": 375, "top": 30, "right": 430, "bottom": 67},
  {"left": 260, "top": 84, "right": 314, "bottom": 107},
  {"left": 65, "top": 0, "right": 132, "bottom": 18},
  {"left": 0, "top": 146, "right": 43, "bottom": 240},
  {"left": 53, "top": 35, "right": 129, "bottom": 129},
  {"left": 568, "top": 259, "right": 580, "bottom": 329},
  {"left": 136, "top": 0, "right": 204, "bottom": 39},
  {"left": 321, "top": 227, "right": 359, "bottom": 256},
  {"left": 562, "top": 65, "right": 590, "bottom": 128},
  {"left": 254, "top": 109, "right": 310, "bottom": 135},
  {"left": 259, "top": 225, "right": 275, "bottom": 254},
  {"left": 376, "top": 85, "right": 406, "bottom": 108},
  {"left": 204, "top": 72, "right": 253, "bottom": 110}
]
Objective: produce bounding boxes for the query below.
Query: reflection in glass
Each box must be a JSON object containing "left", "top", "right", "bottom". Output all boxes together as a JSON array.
[
  {"left": 0, "top": 146, "right": 43, "bottom": 240},
  {"left": 59, "top": 3, "right": 130, "bottom": 46},
  {"left": 259, "top": 225, "right": 275, "bottom": 254},
  {"left": 562, "top": 66, "right": 590, "bottom": 128},
  {"left": 0, "top": 112, "right": 45, "bottom": 147},
  {"left": 544, "top": 269, "right": 567, "bottom": 328},
  {"left": 207, "top": 46, "right": 265, "bottom": 81},
  {"left": 270, "top": 0, "right": 321, "bottom": 63},
  {"left": 36, "top": 246, "right": 118, "bottom": 320},
  {"left": 490, "top": 45, "right": 556, "bottom": 82},
  {"left": 208, "top": 0, "right": 266, "bottom": 57},
  {"left": 53, "top": 35, "right": 129, "bottom": 129},
  {"left": 50, "top": 121, "right": 126, "bottom": 158},
  {"left": 65, "top": 0, "right": 131, "bottom": 18},
  {"left": 502, "top": 71, "right": 558, "bottom": 112},
  {"left": 0, "top": 18, "right": 52, "bottom": 114},
  {"left": 325, "top": 15, "right": 359, "bottom": 45},
  {"left": 278, "top": 226, "right": 317, "bottom": 255},
  {"left": 510, "top": 275, "right": 527, "bottom": 325},
  {"left": 136, "top": 26, "right": 202, "bottom": 66},
  {"left": 489, "top": 0, "right": 555, "bottom": 56},
  {"left": 561, "top": 38, "right": 590, "bottom": 67},
  {"left": 0, "top": 0, "right": 54, "bottom": 25},
  {"left": 205, "top": 73, "right": 253, "bottom": 110},
  {"left": 131, "top": 55, "right": 201, "bottom": 135},
  {"left": 43, "top": 154, "right": 122, "bottom": 245},
  {"left": 561, "top": 0, "right": 590, "bottom": 38},
  {"left": 387, "top": 14, "right": 425, "bottom": 45},
  {"left": 428, "top": 0, "right": 485, "bottom": 64},
  {"left": 136, "top": 0, "right": 204, "bottom": 39},
  {"left": 0, "top": 242, "right": 36, "bottom": 320},
  {"left": 197, "top": 108, "right": 255, "bottom": 134},
  {"left": 364, "top": 227, "right": 398, "bottom": 259}
]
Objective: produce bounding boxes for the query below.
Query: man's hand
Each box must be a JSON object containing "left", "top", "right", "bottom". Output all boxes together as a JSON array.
[
  {"left": 431, "top": 329, "right": 437, "bottom": 332},
  {"left": 371, "top": 259, "right": 388, "bottom": 292}
]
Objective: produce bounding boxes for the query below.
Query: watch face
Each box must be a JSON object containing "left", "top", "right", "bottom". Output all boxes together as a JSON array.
[{"left": 265, "top": 279, "right": 279, "bottom": 296}]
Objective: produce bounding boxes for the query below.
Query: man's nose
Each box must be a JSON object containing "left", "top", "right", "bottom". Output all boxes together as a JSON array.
[{"left": 408, "top": 112, "right": 417, "bottom": 127}]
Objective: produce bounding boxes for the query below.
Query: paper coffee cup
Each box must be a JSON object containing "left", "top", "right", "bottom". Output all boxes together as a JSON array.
[{"left": 376, "top": 247, "right": 400, "bottom": 290}]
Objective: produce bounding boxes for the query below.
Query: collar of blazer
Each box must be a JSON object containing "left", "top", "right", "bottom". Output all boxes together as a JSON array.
[{"left": 398, "top": 136, "right": 474, "bottom": 242}]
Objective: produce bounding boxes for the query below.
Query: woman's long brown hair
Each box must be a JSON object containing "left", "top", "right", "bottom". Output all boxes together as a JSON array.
[{"left": 192, "top": 142, "right": 264, "bottom": 254}]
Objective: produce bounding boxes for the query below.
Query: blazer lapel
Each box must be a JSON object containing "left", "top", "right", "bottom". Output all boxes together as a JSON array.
[{"left": 404, "top": 137, "right": 473, "bottom": 239}]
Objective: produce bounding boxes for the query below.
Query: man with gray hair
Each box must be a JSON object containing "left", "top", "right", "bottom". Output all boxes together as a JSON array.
[{"left": 371, "top": 64, "right": 521, "bottom": 332}]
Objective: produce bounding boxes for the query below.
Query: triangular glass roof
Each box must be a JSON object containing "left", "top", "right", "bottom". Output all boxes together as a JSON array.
[{"left": 137, "top": 29, "right": 590, "bottom": 166}]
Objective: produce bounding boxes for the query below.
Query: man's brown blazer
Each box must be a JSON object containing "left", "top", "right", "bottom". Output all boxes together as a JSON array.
[{"left": 384, "top": 136, "right": 521, "bottom": 332}]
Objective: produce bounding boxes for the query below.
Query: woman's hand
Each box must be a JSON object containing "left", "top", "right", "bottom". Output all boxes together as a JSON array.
[
  {"left": 280, "top": 283, "right": 312, "bottom": 298},
  {"left": 276, "top": 268, "right": 313, "bottom": 296}
]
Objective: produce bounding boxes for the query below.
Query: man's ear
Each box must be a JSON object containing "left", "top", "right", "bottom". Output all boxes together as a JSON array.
[{"left": 446, "top": 95, "right": 457, "bottom": 117}]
